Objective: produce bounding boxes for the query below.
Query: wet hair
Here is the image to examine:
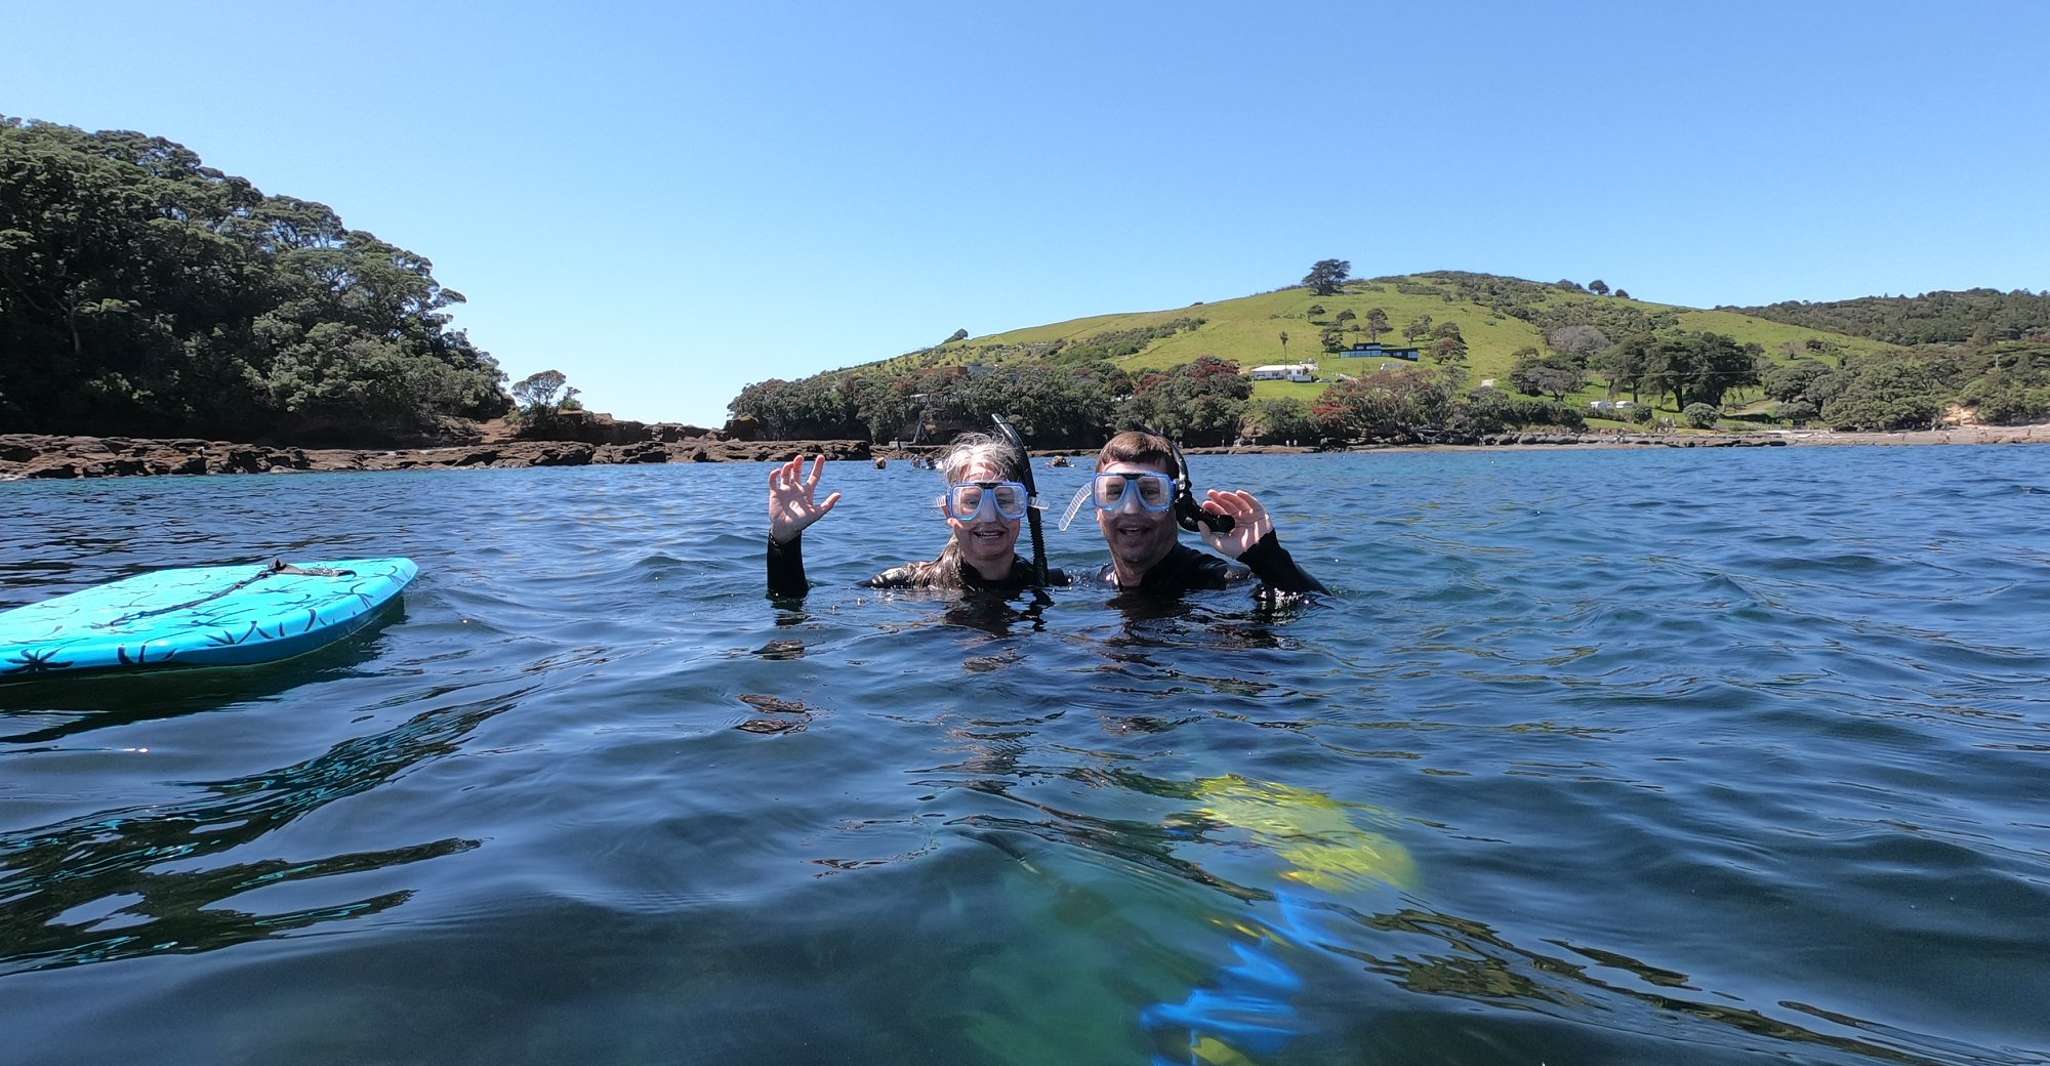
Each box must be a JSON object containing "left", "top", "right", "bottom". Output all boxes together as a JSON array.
[
  {"left": 1096, "top": 429, "right": 1175, "bottom": 474},
  {"left": 936, "top": 432, "right": 1023, "bottom": 484},
  {"left": 888, "top": 432, "right": 1025, "bottom": 588}
]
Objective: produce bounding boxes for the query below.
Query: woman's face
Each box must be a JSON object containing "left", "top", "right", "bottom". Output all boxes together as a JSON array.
[{"left": 946, "top": 461, "right": 1022, "bottom": 565}]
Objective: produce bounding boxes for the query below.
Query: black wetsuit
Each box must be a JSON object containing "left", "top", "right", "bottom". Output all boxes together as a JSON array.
[
  {"left": 767, "top": 534, "right": 1069, "bottom": 598},
  {"left": 768, "top": 530, "right": 1320, "bottom": 598},
  {"left": 1086, "top": 531, "right": 1327, "bottom": 596}
]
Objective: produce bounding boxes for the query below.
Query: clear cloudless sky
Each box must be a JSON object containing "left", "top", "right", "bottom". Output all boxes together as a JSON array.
[{"left": 6, "top": 1, "right": 2047, "bottom": 425}]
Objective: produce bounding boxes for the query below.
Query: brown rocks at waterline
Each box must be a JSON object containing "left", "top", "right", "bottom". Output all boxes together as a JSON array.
[{"left": 0, "top": 433, "right": 874, "bottom": 481}]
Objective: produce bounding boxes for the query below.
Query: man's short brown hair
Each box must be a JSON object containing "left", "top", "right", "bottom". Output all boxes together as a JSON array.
[{"left": 1097, "top": 429, "right": 1175, "bottom": 473}]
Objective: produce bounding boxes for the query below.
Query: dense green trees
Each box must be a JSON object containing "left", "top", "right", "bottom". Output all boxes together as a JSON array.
[
  {"left": 0, "top": 118, "right": 507, "bottom": 442},
  {"left": 1238, "top": 397, "right": 1317, "bottom": 442},
  {"left": 1508, "top": 347, "right": 1587, "bottom": 401},
  {"left": 1312, "top": 368, "right": 1458, "bottom": 438},
  {"left": 1123, "top": 357, "right": 1252, "bottom": 445},
  {"left": 1820, "top": 360, "right": 1947, "bottom": 430},
  {"left": 1740, "top": 289, "right": 2050, "bottom": 345},
  {"left": 1311, "top": 368, "right": 1584, "bottom": 439},
  {"left": 1642, "top": 332, "right": 1762, "bottom": 409},
  {"left": 729, "top": 356, "right": 1251, "bottom": 447},
  {"left": 1762, "top": 360, "right": 1833, "bottom": 403},
  {"left": 1959, "top": 343, "right": 2050, "bottom": 424}
]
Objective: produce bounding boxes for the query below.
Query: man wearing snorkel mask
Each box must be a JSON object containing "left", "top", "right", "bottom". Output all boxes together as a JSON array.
[{"left": 1075, "top": 429, "right": 1326, "bottom": 595}]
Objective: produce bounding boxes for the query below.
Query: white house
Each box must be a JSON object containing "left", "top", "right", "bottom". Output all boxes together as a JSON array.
[{"left": 1247, "top": 362, "right": 1319, "bottom": 383}]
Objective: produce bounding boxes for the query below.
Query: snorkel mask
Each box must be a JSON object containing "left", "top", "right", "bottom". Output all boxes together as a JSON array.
[
  {"left": 939, "top": 480, "right": 1030, "bottom": 522},
  {"left": 1057, "top": 426, "right": 1236, "bottom": 535}
]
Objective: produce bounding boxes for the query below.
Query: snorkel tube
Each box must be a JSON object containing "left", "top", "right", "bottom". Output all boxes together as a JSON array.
[
  {"left": 990, "top": 414, "right": 1049, "bottom": 586},
  {"left": 1132, "top": 423, "right": 1236, "bottom": 535}
]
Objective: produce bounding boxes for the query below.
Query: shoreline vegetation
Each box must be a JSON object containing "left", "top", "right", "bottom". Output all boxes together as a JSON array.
[{"left": 8, "top": 422, "right": 2048, "bottom": 481}]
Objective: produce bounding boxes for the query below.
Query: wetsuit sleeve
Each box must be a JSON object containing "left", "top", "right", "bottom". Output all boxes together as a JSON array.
[
  {"left": 1237, "top": 531, "right": 1328, "bottom": 595},
  {"left": 860, "top": 566, "right": 918, "bottom": 589},
  {"left": 767, "top": 534, "right": 809, "bottom": 598}
]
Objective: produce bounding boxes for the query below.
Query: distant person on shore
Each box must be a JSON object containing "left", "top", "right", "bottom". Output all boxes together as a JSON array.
[
  {"left": 1076, "top": 429, "right": 1326, "bottom": 596},
  {"left": 766, "top": 434, "right": 1068, "bottom": 598}
]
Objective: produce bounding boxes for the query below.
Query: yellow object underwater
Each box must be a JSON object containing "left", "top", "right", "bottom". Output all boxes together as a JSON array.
[{"left": 1191, "top": 775, "right": 1418, "bottom": 893}]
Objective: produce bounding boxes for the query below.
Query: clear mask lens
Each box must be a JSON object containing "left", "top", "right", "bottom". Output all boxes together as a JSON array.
[
  {"left": 944, "top": 480, "right": 1028, "bottom": 522},
  {"left": 1092, "top": 473, "right": 1175, "bottom": 513}
]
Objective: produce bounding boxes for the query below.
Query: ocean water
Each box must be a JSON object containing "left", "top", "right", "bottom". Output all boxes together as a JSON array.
[{"left": 2, "top": 447, "right": 2047, "bottom": 1065}]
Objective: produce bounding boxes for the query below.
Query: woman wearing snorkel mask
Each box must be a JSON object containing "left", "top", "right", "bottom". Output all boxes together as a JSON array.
[{"left": 766, "top": 433, "right": 1069, "bottom": 597}]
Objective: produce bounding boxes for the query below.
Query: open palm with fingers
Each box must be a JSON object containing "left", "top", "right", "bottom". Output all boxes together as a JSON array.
[
  {"left": 1200, "top": 489, "right": 1275, "bottom": 559},
  {"left": 769, "top": 454, "right": 842, "bottom": 544}
]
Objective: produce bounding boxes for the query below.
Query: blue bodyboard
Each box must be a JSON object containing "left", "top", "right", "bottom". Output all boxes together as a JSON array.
[{"left": 0, "top": 558, "right": 416, "bottom": 680}]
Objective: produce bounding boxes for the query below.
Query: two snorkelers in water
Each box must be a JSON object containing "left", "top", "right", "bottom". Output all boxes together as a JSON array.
[{"left": 766, "top": 426, "right": 1325, "bottom": 599}]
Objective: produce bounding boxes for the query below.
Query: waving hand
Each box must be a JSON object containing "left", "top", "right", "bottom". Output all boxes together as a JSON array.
[{"left": 769, "top": 454, "right": 842, "bottom": 544}]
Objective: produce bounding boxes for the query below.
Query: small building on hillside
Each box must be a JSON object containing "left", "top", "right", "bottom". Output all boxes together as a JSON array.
[
  {"left": 1248, "top": 362, "right": 1319, "bottom": 383},
  {"left": 1345, "top": 342, "right": 1421, "bottom": 361}
]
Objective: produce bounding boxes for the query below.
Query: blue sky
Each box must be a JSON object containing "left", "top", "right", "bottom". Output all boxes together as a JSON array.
[{"left": 7, "top": 1, "right": 2047, "bottom": 426}]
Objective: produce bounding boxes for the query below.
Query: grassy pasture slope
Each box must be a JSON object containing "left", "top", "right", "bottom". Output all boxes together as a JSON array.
[{"left": 874, "top": 274, "right": 1897, "bottom": 414}]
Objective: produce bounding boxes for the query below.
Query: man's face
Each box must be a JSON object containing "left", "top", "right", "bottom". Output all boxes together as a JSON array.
[{"left": 1096, "top": 460, "right": 1179, "bottom": 572}]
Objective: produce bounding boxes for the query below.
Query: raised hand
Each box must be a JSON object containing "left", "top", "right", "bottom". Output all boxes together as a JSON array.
[
  {"left": 1199, "top": 489, "right": 1276, "bottom": 559},
  {"left": 768, "top": 454, "right": 842, "bottom": 544}
]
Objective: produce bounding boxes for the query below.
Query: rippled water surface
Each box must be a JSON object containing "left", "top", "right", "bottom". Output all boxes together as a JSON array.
[{"left": 4, "top": 448, "right": 2049, "bottom": 1065}]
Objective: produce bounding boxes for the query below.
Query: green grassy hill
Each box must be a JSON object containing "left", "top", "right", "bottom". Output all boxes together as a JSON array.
[{"left": 872, "top": 272, "right": 1900, "bottom": 417}]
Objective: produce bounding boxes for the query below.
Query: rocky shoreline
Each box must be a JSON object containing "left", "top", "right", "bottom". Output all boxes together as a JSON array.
[
  {"left": 0, "top": 433, "right": 874, "bottom": 481},
  {"left": 5, "top": 423, "right": 2048, "bottom": 481}
]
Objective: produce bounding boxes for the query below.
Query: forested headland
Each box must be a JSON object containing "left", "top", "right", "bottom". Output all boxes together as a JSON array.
[{"left": 0, "top": 117, "right": 508, "bottom": 444}]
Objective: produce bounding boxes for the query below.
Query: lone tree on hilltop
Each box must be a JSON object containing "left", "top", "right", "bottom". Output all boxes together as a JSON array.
[
  {"left": 1367, "top": 308, "right": 1391, "bottom": 343},
  {"left": 1303, "top": 259, "right": 1351, "bottom": 296},
  {"left": 1589, "top": 279, "right": 1611, "bottom": 296},
  {"left": 944, "top": 328, "right": 969, "bottom": 343},
  {"left": 1614, "top": 288, "right": 1631, "bottom": 300}
]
